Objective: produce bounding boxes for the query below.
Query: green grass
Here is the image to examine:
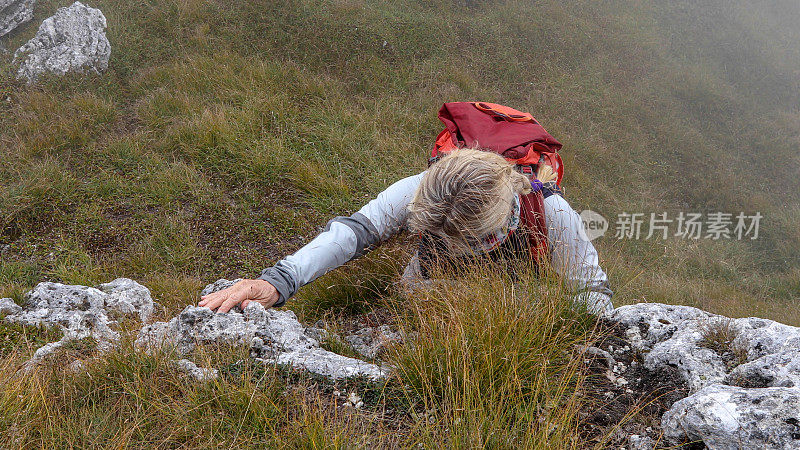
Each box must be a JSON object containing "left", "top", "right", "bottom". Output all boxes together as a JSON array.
[{"left": 1, "top": 0, "right": 799, "bottom": 446}]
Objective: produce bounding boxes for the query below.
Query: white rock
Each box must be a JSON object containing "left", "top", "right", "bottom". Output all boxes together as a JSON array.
[
  {"left": 662, "top": 384, "right": 800, "bottom": 449},
  {"left": 3, "top": 278, "right": 155, "bottom": 368},
  {"left": 137, "top": 279, "right": 386, "bottom": 381},
  {"left": 627, "top": 434, "right": 656, "bottom": 450},
  {"left": 608, "top": 303, "right": 800, "bottom": 447},
  {"left": 727, "top": 349, "right": 800, "bottom": 388},
  {"left": 172, "top": 359, "right": 218, "bottom": 382},
  {"left": 0, "top": 297, "right": 22, "bottom": 316},
  {"left": 13, "top": 1, "right": 110, "bottom": 82},
  {"left": 0, "top": 0, "right": 35, "bottom": 37},
  {"left": 610, "top": 303, "right": 713, "bottom": 352},
  {"left": 98, "top": 278, "right": 155, "bottom": 322},
  {"left": 608, "top": 303, "right": 800, "bottom": 393}
]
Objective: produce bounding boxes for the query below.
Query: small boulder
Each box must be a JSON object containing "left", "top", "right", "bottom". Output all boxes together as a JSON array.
[
  {"left": 13, "top": 1, "right": 110, "bottom": 82},
  {"left": 172, "top": 359, "right": 218, "bottom": 382},
  {"left": 137, "top": 279, "right": 386, "bottom": 381},
  {"left": 2, "top": 278, "right": 155, "bottom": 368},
  {"left": 662, "top": 384, "right": 800, "bottom": 449},
  {"left": 0, "top": 0, "right": 35, "bottom": 37},
  {"left": 344, "top": 324, "right": 403, "bottom": 359},
  {"left": 0, "top": 297, "right": 22, "bottom": 316}
]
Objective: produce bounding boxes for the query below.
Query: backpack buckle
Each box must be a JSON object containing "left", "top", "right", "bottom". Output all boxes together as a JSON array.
[{"left": 518, "top": 165, "right": 536, "bottom": 178}]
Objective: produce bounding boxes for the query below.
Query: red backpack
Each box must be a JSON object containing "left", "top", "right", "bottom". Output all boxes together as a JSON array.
[{"left": 430, "top": 102, "right": 564, "bottom": 263}]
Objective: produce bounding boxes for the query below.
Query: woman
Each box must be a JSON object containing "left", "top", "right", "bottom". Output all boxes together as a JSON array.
[{"left": 199, "top": 148, "right": 614, "bottom": 315}]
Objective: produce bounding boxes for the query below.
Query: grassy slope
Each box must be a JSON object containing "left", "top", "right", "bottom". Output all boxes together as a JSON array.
[
  {"left": 1, "top": 0, "right": 798, "bottom": 319},
  {"left": 0, "top": 0, "right": 799, "bottom": 446}
]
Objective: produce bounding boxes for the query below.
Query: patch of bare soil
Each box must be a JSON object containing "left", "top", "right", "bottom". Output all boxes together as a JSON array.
[{"left": 579, "top": 320, "right": 698, "bottom": 449}]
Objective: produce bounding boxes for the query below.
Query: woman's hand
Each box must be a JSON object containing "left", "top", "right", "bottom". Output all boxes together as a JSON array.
[{"left": 198, "top": 279, "right": 280, "bottom": 313}]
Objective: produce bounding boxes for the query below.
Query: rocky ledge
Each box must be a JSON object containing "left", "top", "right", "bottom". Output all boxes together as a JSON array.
[
  {"left": 1, "top": 278, "right": 154, "bottom": 369},
  {"left": 137, "top": 279, "right": 385, "bottom": 381},
  {"left": 3, "top": 280, "right": 799, "bottom": 447},
  {"left": 602, "top": 303, "right": 800, "bottom": 449},
  {"left": 1, "top": 278, "right": 385, "bottom": 381}
]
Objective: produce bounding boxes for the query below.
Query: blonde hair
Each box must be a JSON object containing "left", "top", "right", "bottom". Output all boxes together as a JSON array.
[{"left": 407, "top": 148, "right": 555, "bottom": 252}]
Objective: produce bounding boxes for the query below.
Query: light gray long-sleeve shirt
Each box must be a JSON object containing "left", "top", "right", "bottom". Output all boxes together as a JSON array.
[{"left": 259, "top": 172, "right": 613, "bottom": 313}]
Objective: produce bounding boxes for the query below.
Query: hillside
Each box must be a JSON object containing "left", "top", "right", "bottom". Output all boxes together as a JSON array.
[{"left": 1, "top": 0, "right": 799, "bottom": 447}]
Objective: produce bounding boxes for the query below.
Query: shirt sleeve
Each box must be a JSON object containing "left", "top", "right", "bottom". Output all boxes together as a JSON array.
[
  {"left": 543, "top": 194, "right": 614, "bottom": 300},
  {"left": 258, "top": 172, "right": 424, "bottom": 306}
]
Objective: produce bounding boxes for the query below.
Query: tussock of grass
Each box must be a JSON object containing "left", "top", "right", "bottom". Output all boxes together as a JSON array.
[
  {"left": 0, "top": 340, "right": 379, "bottom": 447},
  {"left": 699, "top": 318, "right": 749, "bottom": 370},
  {"left": 0, "top": 322, "right": 62, "bottom": 358},
  {"left": 389, "top": 262, "right": 595, "bottom": 447}
]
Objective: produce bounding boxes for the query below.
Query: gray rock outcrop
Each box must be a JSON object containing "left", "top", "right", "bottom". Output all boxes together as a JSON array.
[
  {"left": 0, "top": 297, "right": 22, "bottom": 316},
  {"left": 662, "top": 384, "right": 800, "bottom": 449},
  {"left": 172, "top": 359, "right": 219, "bottom": 382},
  {"left": 137, "top": 279, "right": 386, "bottom": 381},
  {"left": 1, "top": 278, "right": 155, "bottom": 367},
  {"left": 345, "top": 324, "right": 403, "bottom": 359},
  {"left": 608, "top": 303, "right": 800, "bottom": 449},
  {"left": 727, "top": 349, "right": 800, "bottom": 388},
  {"left": 13, "top": 1, "right": 110, "bottom": 82},
  {"left": 610, "top": 303, "right": 800, "bottom": 393},
  {"left": 0, "top": 0, "right": 34, "bottom": 37}
]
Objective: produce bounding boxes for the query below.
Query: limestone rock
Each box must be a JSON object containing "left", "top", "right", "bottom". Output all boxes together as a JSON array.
[
  {"left": 608, "top": 303, "right": 800, "bottom": 447},
  {"left": 172, "top": 359, "right": 218, "bottom": 382},
  {"left": 662, "top": 384, "right": 800, "bottom": 449},
  {"left": 137, "top": 279, "right": 386, "bottom": 381},
  {"left": 2, "top": 278, "right": 155, "bottom": 367},
  {"left": 0, "top": 297, "right": 22, "bottom": 316},
  {"left": 610, "top": 303, "right": 713, "bottom": 352},
  {"left": 13, "top": 1, "right": 110, "bottom": 82},
  {"left": 0, "top": 0, "right": 35, "bottom": 37},
  {"left": 6, "top": 278, "right": 153, "bottom": 341},
  {"left": 608, "top": 303, "right": 800, "bottom": 393},
  {"left": 98, "top": 278, "right": 155, "bottom": 322},
  {"left": 344, "top": 324, "right": 403, "bottom": 359},
  {"left": 610, "top": 304, "right": 726, "bottom": 392},
  {"left": 727, "top": 349, "right": 800, "bottom": 388}
]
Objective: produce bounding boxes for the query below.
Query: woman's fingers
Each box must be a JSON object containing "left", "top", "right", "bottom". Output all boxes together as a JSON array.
[
  {"left": 217, "top": 290, "right": 245, "bottom": 313},
  {"left": 202, "top": 292, "right": 229, "bottom": 311},
  {"left": 198, "top": 282, "right": 244, "bottom": 311},
  {"left": 196, "top": 279, "right": 277, "bottom": 313}
]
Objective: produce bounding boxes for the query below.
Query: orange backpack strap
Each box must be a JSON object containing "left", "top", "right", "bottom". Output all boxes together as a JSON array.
[{"left": 472, "top": 102, "right": 538, "bottom": 123}]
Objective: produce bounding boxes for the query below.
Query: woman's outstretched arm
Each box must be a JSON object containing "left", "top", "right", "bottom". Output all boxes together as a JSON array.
[
  {"left": 543, "top": 194, "right": 614, "bottom": 314},
  {"left": 200, "top": 172, "right": 424, "bottom": 312}
]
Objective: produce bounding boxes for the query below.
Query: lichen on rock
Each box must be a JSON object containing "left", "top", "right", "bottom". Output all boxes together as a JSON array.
[
  {"left": 137, "top": 279, "right": 386, "bottom": 381},
  {"left": 13, "top": 1, "right": 110, "bottom": 82},
  {"left": 607, "top": 302, "right": 800, "bottom": 449},
  {"left": 1, "top": 278, "right": 155, "bottom": 368},
  {"left": 0, "top": 0, "right": 35, "bottom": 38}
]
